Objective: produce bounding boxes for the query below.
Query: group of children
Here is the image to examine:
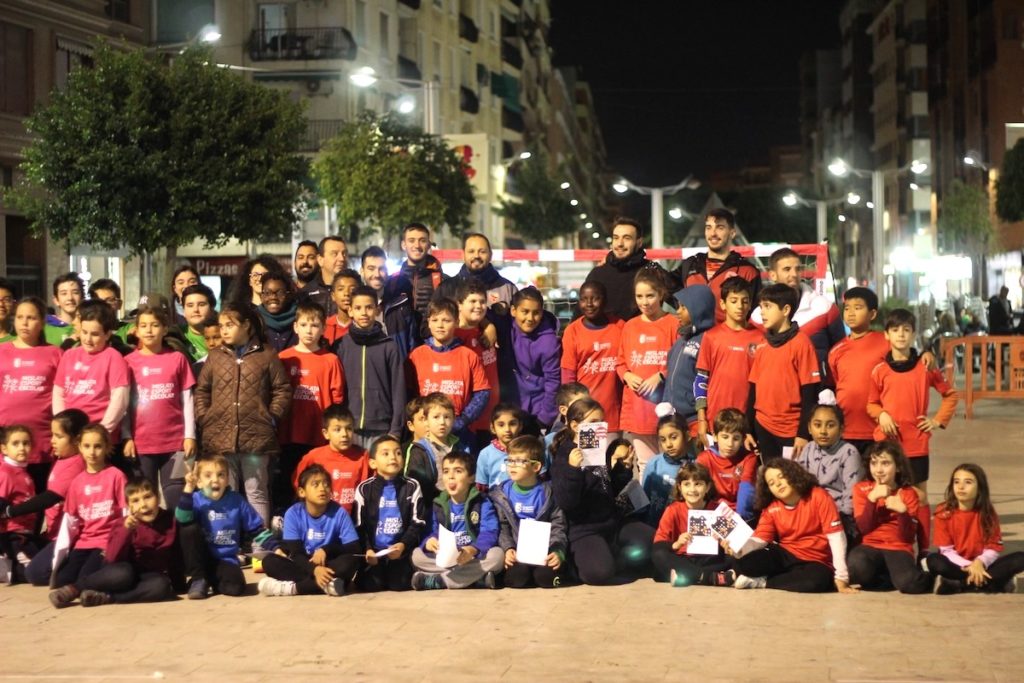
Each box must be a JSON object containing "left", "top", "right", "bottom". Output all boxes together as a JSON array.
[{"left": 0, "top": 250, "right": 1021, "bottom": 606}]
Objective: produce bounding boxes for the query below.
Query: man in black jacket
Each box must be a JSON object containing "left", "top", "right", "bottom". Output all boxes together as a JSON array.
[
  {"left": 398, "top": 222, "right": 449, "bottom": 318},
  {"left": 584, "top": 217, "right": 669, "bottom": 320}
]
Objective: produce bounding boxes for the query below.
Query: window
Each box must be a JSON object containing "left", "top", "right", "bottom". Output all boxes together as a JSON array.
[
  {"left": 354, "top": 1, "right": 367, "bottom": 46},
  {"left": 55, "top": 39, "right": 93, "bottom": 91},
  {"left": 105, "top": 0, "right": 130, "bottom": 23},
  {"left": 379, "top": 12, "right": 390, "bottom": 58},
  {"left": 433, "top": 39, "right": 442, "bottom": 81},
  {"left": 0, "top": 22, "right": 32, "bottom": 116}
]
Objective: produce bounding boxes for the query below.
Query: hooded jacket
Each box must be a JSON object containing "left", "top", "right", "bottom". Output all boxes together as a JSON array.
[
  {"left": 584, "top": 249, "right": 669, "bottom": 321},
  {"left": 335, "top": 321, "right": 407, "bottom": 435},
  {"left": 672, "top": 251, "right": 762, "bottom": 324},
  {"left": 663, "top": 284, "right": 716, "bottom": 425},
  {"left": 503, "top": 309, "right": 561, "bottom": 426},
  {"left": 400, "top": 254, "right": 449, "bottom": 319},
  {"left": 381, "top": 274, "right": 420, "bottom": 354}
]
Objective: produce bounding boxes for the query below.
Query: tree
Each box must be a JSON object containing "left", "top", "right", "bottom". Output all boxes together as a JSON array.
[
  {"left": 937, "top": 179, "right": 996, "bottom": 253},
  {"left": 996, "top": 138, "right": 1024, "bottom": 222},
  {"left": 5, "top": 44, "right": 308, "bottom": 259},
  {"left": 495, "top": 149, "right": 576, "bottom": 244},
  {"left": 312, "top": 112, "right": 474, "bottom": 242}
]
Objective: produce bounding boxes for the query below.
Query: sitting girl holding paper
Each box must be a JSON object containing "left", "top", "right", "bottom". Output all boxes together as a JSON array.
[
  {"left": 652, "top": 462, "right": 736, "bottom": 587},
  {"left": 725, "top": 458, "right": 857, "bottom": 594}
]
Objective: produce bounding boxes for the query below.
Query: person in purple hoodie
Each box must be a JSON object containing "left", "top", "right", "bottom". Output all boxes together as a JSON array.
[{"left": 499, "top": 287, "right": 561, "bottom": 433}]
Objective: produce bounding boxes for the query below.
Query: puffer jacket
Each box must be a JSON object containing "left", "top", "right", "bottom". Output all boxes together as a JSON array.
[{"left": 194, "top": 337, "right": 292, "bottom": 456}]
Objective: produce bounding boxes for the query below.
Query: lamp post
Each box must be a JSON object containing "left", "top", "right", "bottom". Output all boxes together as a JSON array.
[
  {"left": 611, "top": 175, "right": 701, "bottom": 248},
  {"left": 827, "top": 157, "right": 928, "bottom": 296},
  {"left": 782, "top": 190, "right": 862, "bottom": 244},
  {"left": 349, "top": 66, "right": 440, "bottom": 135}
]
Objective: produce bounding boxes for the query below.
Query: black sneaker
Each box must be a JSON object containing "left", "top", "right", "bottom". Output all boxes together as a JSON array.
[
  {"left": 713, "top": 570, "right": 736, "bottom": 587},
  {"left": 473, "top": 571, "right": 497, "bottom": 589},
  {"left": 187, "top": 578, "right": 209, "bottom": 600},
  {"left": 48, "top": 585, "right": 80, "bottom": 609},
  {"left": 80, "top": 589, "right": 114, "bottom": 607},
  {"left": 323, "top": 577, "right": 346, "bottom": 597},
  {"left": 933, "top": 575, "right": 962, "bottom": 595},
  {"left": 411, "top": 571, "right": 445, "bottom": 591}
]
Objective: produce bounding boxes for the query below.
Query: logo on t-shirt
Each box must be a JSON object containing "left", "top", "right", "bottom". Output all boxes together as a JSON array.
[
  {"left": 469, "top": 510, "right": 480, "bottom": 525},
  {"left": 83, "top": 484, "right": 100, "bottom": 496},
  {"left": 639, "top": 334, "right": 647, "bottom": 344},
  {"left": 432, "top": 363, "right": 452, "bottom": 373},
  {"left": 74, "top": 361, "right": 88, "bottom": 372}
]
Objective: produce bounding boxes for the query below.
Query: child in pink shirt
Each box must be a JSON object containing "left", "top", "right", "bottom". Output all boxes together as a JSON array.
[{"left": 0, "top": 425, "right": 37, "bottom": 583}]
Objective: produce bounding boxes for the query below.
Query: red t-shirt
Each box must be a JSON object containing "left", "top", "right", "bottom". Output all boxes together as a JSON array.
[
  {"left": 561, "top": 317, "right": 624, "bottom": 431},
  {"left": 278, "top": 348, "right": 345, "bottom": 446},
  {"left": 407, "top": 343, "right": 490, "bottom": 417},
  {"left": 828, "top": 332, "right": 890, "bottom": 440},
  {"left": 653, "top": 499, "right": 717, "bottom": 555},
  {"left": 754, "top": 486, "right": 843, "bottom": 567},
  {"left": 867, "top": 360, "right": 956, "bottom": 456},
  {"left": 126, "top": 349, "right": 196, "bottom": 454},
  {"left": 454, "top": 327, "right": 499, "bottom": 432},
  {"left": 64, "top": 466, "right": 127, "bottom": 550},
  {"left": 852, "top": 481, "right": 918, "bottom": 554},
  {"left": 323, "top": 316, "right": 351, "bottom": 347},
  {"left": 0, "top": 459, "right": 36, "bottom": 533},
  {"left": 292, "top": 445, "right": 369, "bottom": 514},
  {"left": 0, "top": 342, "right": 63, "bottom": 463},
  {"left": 56, "top": 345, "right": 130, "bottom": 436},
  {"left": 696, "top": 448, "right": 757, "bottom": 508},
  {"left": 748, "top": 331, "right": 820, "bottom": 437},
  {"left": 617, "top": 314, "right": 678, "bottom": 434},
  {"left": 696, "top": 324, "right": 764, "bottom": 425},
  {"left": 44, "top": 455, "right": 86, "bottom": 539},
  {"left": 933, "top": 503, "right": 1003, "bottom": 560}
]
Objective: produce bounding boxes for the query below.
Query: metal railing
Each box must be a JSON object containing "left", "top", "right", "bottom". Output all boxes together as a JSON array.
[{"left": 249, "top": 27, "right": 357, "bottom": 61}]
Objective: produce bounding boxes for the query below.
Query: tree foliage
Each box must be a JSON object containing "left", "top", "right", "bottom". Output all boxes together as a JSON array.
[
  {"left": 312, "top": 112, "right": 474, "bottom": 241},
  {"left": 5, "top": 44, "right": 307, "bottom": 255},
  {"left": 937, "top": 179, "right": 996, "bottom": 253},
  {"left": 495, "top": 149, "right": 577, "bottom": 244},
  {"left": 996, "top": 138, "right": 1024, "bottom": 223}
]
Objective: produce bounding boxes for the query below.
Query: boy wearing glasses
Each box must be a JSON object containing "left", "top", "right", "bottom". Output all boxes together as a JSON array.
[{"left": 489, "top": 435, "right": 568, "bottom": 588}]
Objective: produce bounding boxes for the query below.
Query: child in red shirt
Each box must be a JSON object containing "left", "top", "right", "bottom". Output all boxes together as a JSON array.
[
  {"left": 652, "top": 462, "right": 734, "bottom": 586},
  {"left": 848, "top": 442, "right": 930, "bottom": 593},
  {"left": 323, "top": 270, "right": 359, "bottom": 348},
  {"left": 927, "top": 463, "right": 1024, "bottom": 594},
  {"left": 746, "top": 284, "right": 820, "bottom": 461},
  {"left": 292, "top": 405, "right": 368, "bottom": 515},
  {"left": 695, "top": 408, "right": 757, "bottom": 522},
  {"left": 0, "top": 425, "right": 37, "bottom": 583},
  {"left": 561, "top": 281, "right": 624, "bottom": 434},
  {"left": 454, "top": 279, "right": 500, "bottom": 442}
]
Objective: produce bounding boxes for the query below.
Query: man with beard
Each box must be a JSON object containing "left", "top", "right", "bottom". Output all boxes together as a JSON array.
[
  {"left": 584, "top": 217, "right": 669, "bottom": 320},
  {"left": 299, "top": 235, "right": 349, "bottom": 316},
  {"left": 672, "top": 208, "right": 761, "bottom": 324},
  {"left": 360, "top": 246, "right": 418, "bottom": 355},
  {"left": 398, "top": 222, "right": 449, "bottom": 318},
  {"left": 435, "top": 233, "right": 517, "bottom": 312}
]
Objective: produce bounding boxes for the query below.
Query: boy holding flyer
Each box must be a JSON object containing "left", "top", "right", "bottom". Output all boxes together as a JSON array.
[{"left": 489, "top": 436, "right": 567, "bottom": 588}]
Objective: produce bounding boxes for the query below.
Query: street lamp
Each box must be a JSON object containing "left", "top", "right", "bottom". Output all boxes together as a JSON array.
[
  {"left": 611, "top": 174, "right": 701, "bottom": 248},
  {"left": 781, "top": 191, "right": 847, "bottom": 243},
  {"left": 963, "top": 151, "right": 990, "bottom": 171},
  {"left": 152, "top": 23, "right": 221, "bottom": 53},
  {"left": 349, "top": 66, "right": 441, "bottom": 135}
]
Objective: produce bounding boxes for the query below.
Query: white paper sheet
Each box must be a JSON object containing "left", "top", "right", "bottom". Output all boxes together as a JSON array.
[
  {"left": 371, "top": 546, "right": 394, "bottom": 559},
  {"left": 686, "top": 510, "right": 720, "bottom": 555},
  {"left": 435, "top": 525, "right": 460, "bottom": 568},
  {"left": 50, "top": 514, "right": 76, "bottom": 588},
  {"left": 709, "top": 501, "right": 754, "bottom": 554},
  {"left": 516, "top": 519, "right": 552, "bottom": 566},
  {"left": 781, "top": 446, "right": 794, "bottom": 460},
  {"left": 578, "top": 421, "right": 608, "bottom": 467}
]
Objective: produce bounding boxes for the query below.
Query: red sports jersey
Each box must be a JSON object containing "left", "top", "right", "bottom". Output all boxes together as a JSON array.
[
  {"left": 454, "top": 327, "right": 499, "bottom": 433},
  {"left": 696, "top": 448, "right": 757, "bottom": 508},
  {"left": 653, "top": 499, "right": 717, "bottom": 555},
  {"left": 852, "top": 481, "right": 918, "bottom": 554},
  {"left": 292, "top": 445, "right": 368, "bottom": 514},
  {"left": 933, "top": 503, "right": 1003, "bottom": 560},
  {"left": 696, "top": 324, "right": 764, "bottom": 425},
  {"left": 407, "top": 343, "right": 490, "bottom": 418},
  {"left": 323, "top": 315, "right": 351, "bottom": 347},
  {"left": 828, "top": 332, "right": 890, "bottom": 440},
  {"left": 561, "top": 317, "right": 624, "bottom": 431},
  {"left": 867, "top": 359, "right": 957, "bottom": 457},
  {"left": 748, "top": 331, "right": 820, "bottom": 437},
  {"left": 0, "top": 460, "right": 36, "bottom": 533},
  {"left": 617, "top": 314, "right": 678, "bottom": 434},
  {"left": 278, "top": 348, "right": 345, "bottom": 446},
  {"left": 754, "top": 486, "right": 843, "bottom": 567}
]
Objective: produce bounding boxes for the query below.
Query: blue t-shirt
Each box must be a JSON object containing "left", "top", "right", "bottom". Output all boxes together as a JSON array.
[
  {"left": 283, "top": 501, "right": 359, "bottom": 556},
  {"left": 447, "top": 500, "right": 472, "bottom": 547},
  {"left": 373, "top": 480, "right": 404, "bottom": 551},
  {"left": 641, "top": 453, "right": 687, "bottom": 526},
  {"left": 476, "top": 443, "right": 509, "bottom": 488},
  {"left": 502, "top": 479, "right": 546, "bottom": 521},
  {"left": 191, "top": 490, "right": 264, "bottom": 564}
]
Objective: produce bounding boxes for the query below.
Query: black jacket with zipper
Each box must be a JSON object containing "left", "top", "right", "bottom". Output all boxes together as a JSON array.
[{"left": 334, "top": 321, "right": 406, "bottom": 435}]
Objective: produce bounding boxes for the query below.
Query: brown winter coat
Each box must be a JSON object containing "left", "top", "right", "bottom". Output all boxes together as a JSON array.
[{"left": 194, "top": 338, "right": 291, "bottom": 457}]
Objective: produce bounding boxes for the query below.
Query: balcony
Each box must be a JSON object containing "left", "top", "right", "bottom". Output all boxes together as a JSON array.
[
  {"left": 398, "top": 55, "right": 422, "bottom": 82},
  {"left": 501, "top": 41, "right": 523, "bottom": 70},
  {"left": 460, "top": 86, "right": 480, "bottom": 114},
  {"left": 300, "top": 119, "right": 344, "bottom": 152},
  {"left": 502, "top": 105, "right": 524, "bottom": 132},
  {"left": 501, "top": 16, "right": 518, "bottom": 39},
  {"left": 398, "top": 0, "right": 421, "bottom": 8},
  {"left": 249, "top": 27, "right": 357, "bottom": 61},
  {"left": 459, "top": 14, "right": 479, "bottom": 43}
]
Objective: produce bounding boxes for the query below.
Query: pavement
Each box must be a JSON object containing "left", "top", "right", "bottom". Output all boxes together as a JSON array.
[{"left": 2, "top": 400, "right": 1023, "bottom": 683}]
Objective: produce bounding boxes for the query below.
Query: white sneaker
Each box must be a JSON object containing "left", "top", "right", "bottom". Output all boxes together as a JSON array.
[
  {"left": 733, "top": 574, "right": 767, "bottom": 590},
  {"left": 258, "top": 577, "right": 297, "bottom": 597}
]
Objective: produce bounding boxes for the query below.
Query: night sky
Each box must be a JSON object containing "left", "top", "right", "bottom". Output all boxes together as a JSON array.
[{"left": 549, "top": 1, "right": 844, "bottom": 186}]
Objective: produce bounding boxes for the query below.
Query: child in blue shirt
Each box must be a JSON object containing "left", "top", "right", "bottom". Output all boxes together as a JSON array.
[
  {"left": 489, "top": 436, "right": 567, "bottom": 588},
  {"left": 411, "top": 451, "right": 503, "bottom": 589},
  {"left": 176, "top": 455, "right": 272, "bottom": 599},
  {"left": 353, "top": 435, "right": 428, "bottom": 592},
  {"left": 641, "top": 413, "right": 693, "bottom": 526},
  {"left": 476, "top": 404, "right": 525, "bottom": 491},
  {"left": 258, "top": 464, "right": 360, "bottom": 597}
]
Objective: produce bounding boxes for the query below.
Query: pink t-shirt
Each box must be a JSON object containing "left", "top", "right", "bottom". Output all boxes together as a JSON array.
[
  {"left": 56, "top": 346, "right": 130, "bottom": 437},
  {"left": 63, "top": 466, "right": 127, "bottom": 550},
  {"left": 0, "top": 459, "right": 36, "bottom": 533},
  {"left": 44, "top": 455, "right": 87, "bottom": 540},
  {"left": 0, "top": 342, "right": 63, "bottom": 463},
  {"left": 126, "top": 349, "right": 196, "bottom": 454}
]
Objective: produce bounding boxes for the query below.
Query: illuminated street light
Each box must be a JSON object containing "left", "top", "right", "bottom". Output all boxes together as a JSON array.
[
  {"left": 350, "top": 66, "right": 440, "bottom": 134},
  {"left": 610, "top": 174, "right": 700, "bottom": 248},
  {"left": 612, "top": 182, "right": 629, "bottom": 194},
  {"left": 519, "top": 151, "right": 532, "bottom": 160},
  {"left": 591, "top": 231, "right": 600, "bottom": 239},
  {"left": 963, "top": 151, "right": 990, "bottom": 171},
  {"left": 909, "top": 182, "right": 920, "bottom": 191},
  {"left": 570, "top": 199, "right": 579, "bottom": 207},
  {"left": 560, "top": 182, "right": 571, "bottom": 190},
  {"left": 783, "top": 192, "right": 799, "bottom": 207},
  {"left": 846, "top": 192, "right": 861, "bottom": 205}
]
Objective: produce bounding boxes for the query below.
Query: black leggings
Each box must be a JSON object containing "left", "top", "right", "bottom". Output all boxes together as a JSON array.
[
  {"left": 504, "top": 561, "right": 561, "bottom": 588},
  {"left": 926, "top": 551, "right": 1024, "bottom": 593},
  {"left": 651, "top": 542, "right": 733, "bottom": 584},
  {"left": 55, "top": 548, "right": 106, "bottom": 588},
  {"left": 178, "top": 522, "right": 246, "bottom": 596},
  {"left": 137, "top": 453, "right": 185, "bottom": 512},
  {"left": 0, "top": 532, "right": 39, "bottom": 584},
  {"left": 26, "top": 541, "right": 55, "bottom": 586},
  {"left": 79, "top": 562, "right": 175, "bottom": 603},
  {"left": 735, "top": 544, "right": 835, "bottom": 593},
  {"left": 262, "top": 552, "right": 358, "bottom": 595},
  {"left": 848, "top": 544, "right": 931, "bottom": 594},
  {"left": 568, "top": 521, "right": 655, "bottom": 585},
  {"left": 753, "top": 421, "right": 794, "bottom": 462},
  {"left": 356, "top": 556, "right": 414, "bottom": 592}
]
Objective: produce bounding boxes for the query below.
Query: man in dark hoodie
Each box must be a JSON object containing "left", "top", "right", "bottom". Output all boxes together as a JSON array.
[
  {"left": 398, "top": 223, "right": 449, "bottom": 319},
  {"left": 435, "top": 233, "right": 517, "bottom": 313},
  {"left": 661, "top": 284, "right": 716, "bottom": 448},
  {"left": 584, "top": 217, "right": 669, "bottom": 321},
  {"left": 335, "top": 286, "right": 408, "bottom": 448}
]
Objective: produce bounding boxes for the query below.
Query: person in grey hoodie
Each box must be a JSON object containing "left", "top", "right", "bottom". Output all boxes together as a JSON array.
[{"left": 661, "top": 284, "right": 716, "bottom": 447}]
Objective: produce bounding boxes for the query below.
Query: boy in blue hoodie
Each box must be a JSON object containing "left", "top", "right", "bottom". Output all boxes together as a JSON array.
[
  {"left": 176, "top": 455, "right": 273, "bottom": 599},
  {"left": 661, "top": 284, "right": 716, "bottom": 456}
]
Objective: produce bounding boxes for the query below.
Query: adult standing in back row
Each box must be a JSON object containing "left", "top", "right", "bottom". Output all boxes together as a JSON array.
[{"left": 585, "top": 217, "right": 669, "bottom": 321}]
